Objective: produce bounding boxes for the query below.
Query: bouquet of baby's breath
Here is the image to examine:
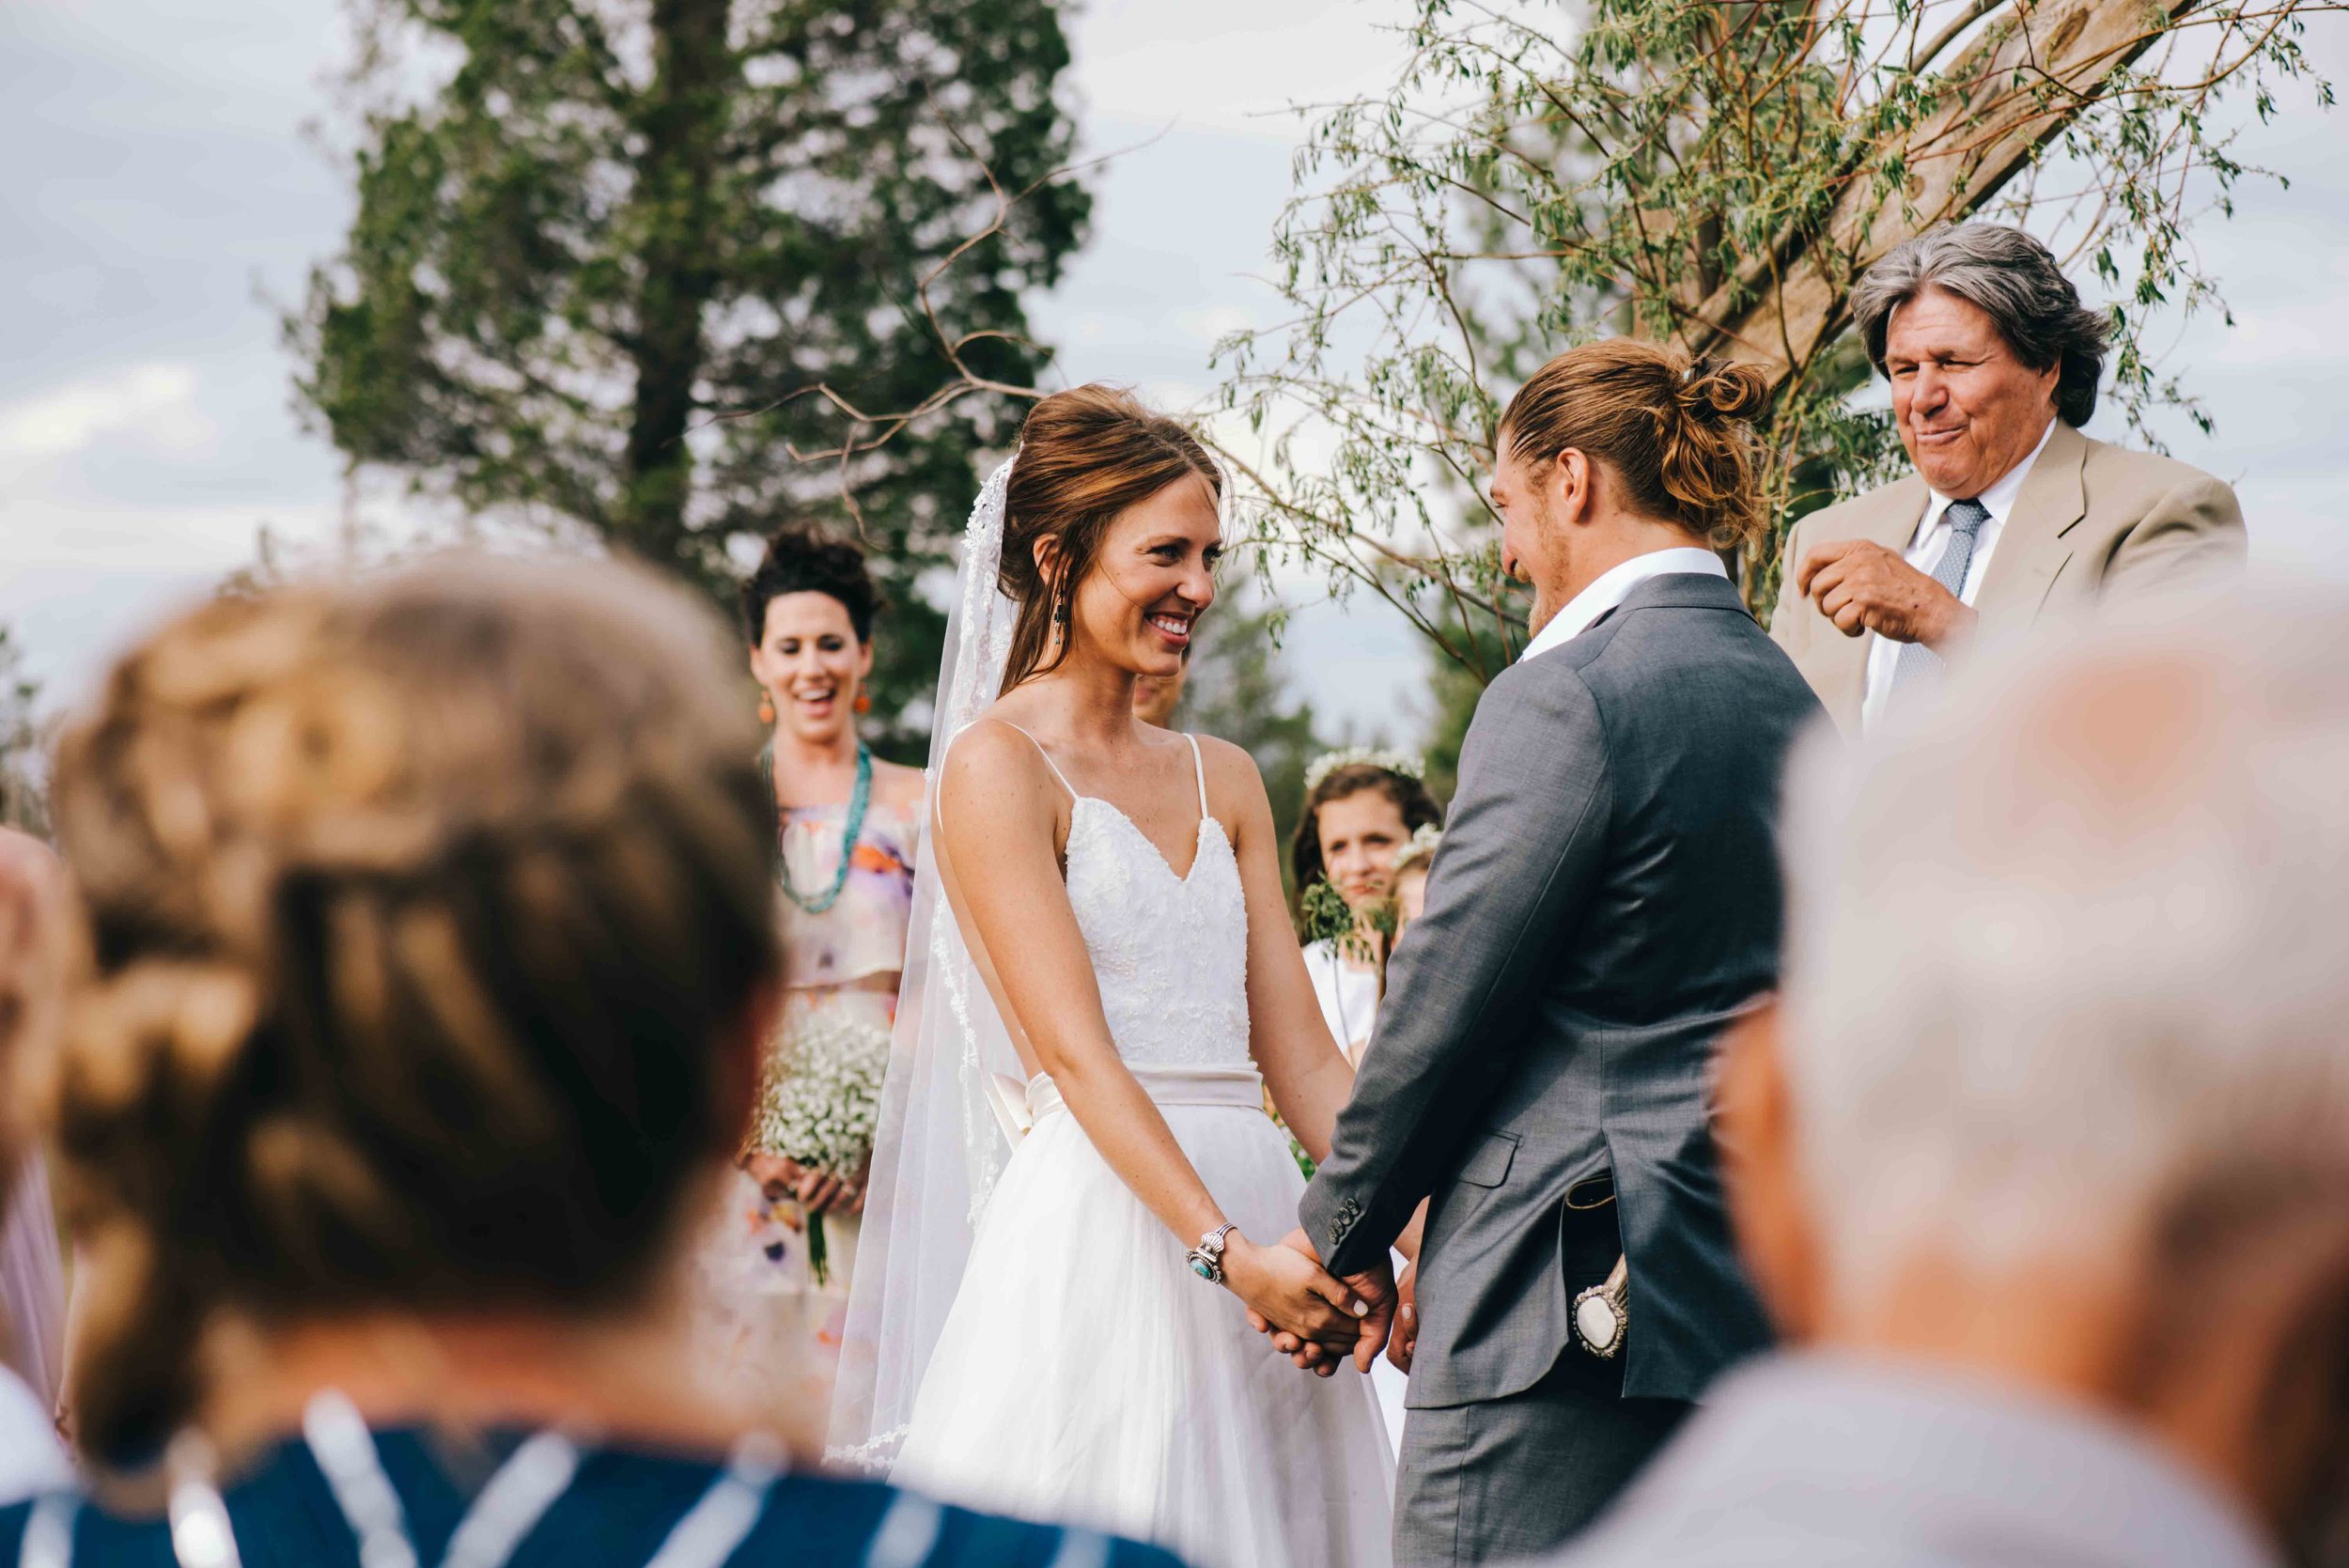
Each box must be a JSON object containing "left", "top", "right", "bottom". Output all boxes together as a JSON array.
[{"left": 750, "top": 1010, "right": 891, "bottom": 1284}]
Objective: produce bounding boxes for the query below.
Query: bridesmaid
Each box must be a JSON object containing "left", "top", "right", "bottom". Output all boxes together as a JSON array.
[
  {"left": 1292, "top": 751, "right": 1441, "bottom": 1461},
  {"left": 1291, "top": 751, "right": 1441, "bottom": 1063},
  {"left": 693, "top": 524, "right": 923, "bottom": 1421}
]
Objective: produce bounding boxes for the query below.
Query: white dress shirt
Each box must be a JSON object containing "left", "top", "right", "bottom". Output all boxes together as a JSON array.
[
  {"left": 1519, "top": 547, "right": 1729, "bottom": 665},
  {"left": 1858, "top": 416, "right": 2056, "bottom": 730}
]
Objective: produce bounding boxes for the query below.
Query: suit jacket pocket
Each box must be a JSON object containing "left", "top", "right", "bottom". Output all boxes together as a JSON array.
[{"left": 1455, "top": 1130, "right": 1519, "bottom": 1188}]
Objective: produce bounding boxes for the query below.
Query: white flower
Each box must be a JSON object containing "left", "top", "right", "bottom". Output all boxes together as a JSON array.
[
  {"left": 752, "top": 1010, "right": 892, "bottom": 1174},
  {"left": 1394, "top": 820, "right": 1443, "bottom": 869},
  {"left": 1303, "top": 745, "right": 1425, "bottom": 795}
]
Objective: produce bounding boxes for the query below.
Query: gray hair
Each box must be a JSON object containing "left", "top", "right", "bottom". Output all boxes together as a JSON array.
[
  {"left": 1851, "top": 224, "right": 2111, "bottom": 427},
  {"left": 1779, "top": 579, "right": 2349, "bottom": 1299}
]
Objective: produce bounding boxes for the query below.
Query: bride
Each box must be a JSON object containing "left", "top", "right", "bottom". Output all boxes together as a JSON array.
[{"left": 830, "top": 386, "right": 1394, "bottom": 1566}]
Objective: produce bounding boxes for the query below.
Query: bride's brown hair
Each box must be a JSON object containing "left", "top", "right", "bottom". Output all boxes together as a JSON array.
[{"left": 998, "top": 385, "right": 1222, "bottom": 693}]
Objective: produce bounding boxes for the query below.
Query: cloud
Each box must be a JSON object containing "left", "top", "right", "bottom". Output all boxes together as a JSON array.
[{"left": 0, "top": 363, "right": 214, "bottom": 466}]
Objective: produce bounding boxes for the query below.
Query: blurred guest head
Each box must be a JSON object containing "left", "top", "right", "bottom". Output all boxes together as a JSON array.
[
  {"left": 1292, "top": 753, "right": 1441, "bottom": 915},
  {"left": 1731, "top": 582, "right": 2349, "bottom": 1560},
  {"left": 1130, "top": 644, "right": 1190, "bottom": 729},
  {"left": 47, "top": 556, "right": 780, "bottom": 1465},
  {"left": 741, "top": 523, "right": 883, "bottom": 749}
]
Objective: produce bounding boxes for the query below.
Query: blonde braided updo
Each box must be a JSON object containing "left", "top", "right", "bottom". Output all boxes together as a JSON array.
[{"left": 49, "top": 555, "right": 780, "bottom": 1461}]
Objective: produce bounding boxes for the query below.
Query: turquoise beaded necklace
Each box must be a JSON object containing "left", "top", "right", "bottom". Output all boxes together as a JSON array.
[{"left": 762, "top": 737, "right": 872, "bottom": 915}]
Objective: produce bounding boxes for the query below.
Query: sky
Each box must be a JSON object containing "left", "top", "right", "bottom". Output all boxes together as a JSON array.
[{"left": 4, "top": 1, "right": 2344, "bottom": 743}]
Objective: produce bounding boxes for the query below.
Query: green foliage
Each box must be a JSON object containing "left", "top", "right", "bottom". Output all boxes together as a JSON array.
[
  {"left": 0, "top": 626, "right": 48, "bottom": 837},
  {"left": 1216, "top": 0, "right": 2331, "bottom": 674},
  {"left": 1175, "top": 583, "right": 1327, "bottom": 867},
  {"left": 287, "top": 0, "right": 1092, "bottom": 737},
  {"left": 1298, "top": 876, "right": 1360, "bottom": 952}
]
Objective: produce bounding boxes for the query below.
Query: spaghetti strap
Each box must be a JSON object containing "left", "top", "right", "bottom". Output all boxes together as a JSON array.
[
  {"left": 997, "top": 722, "right": 1081, "bottom": 800},
  {"left": 1184, "top": 733, "right": 1209, "bottom": 818}
]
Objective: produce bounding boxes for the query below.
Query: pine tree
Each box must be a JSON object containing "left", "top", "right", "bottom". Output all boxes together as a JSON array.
[{"left": 286, "top": 0, "right": 1091, "bottom": 734}]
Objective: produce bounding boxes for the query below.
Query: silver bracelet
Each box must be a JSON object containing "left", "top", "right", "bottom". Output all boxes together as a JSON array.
[{"left": 1187, "top": 1222, "right": 1237, "bottom": 1284}]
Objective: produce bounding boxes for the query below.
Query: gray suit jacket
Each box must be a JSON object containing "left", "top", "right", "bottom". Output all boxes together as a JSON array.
[
  {"left": 1300, "top": 572, "right": 1824, "bottom": 1408},
  {"left": 1770, "top": 421, "right": 2246, "bottom": 734}
]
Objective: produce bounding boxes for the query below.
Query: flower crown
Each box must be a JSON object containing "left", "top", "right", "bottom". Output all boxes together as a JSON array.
[
  {"left": 1394, "top": 821, "right": 1443, "bottom": 869},
  {"left": 1303, "top": 745, "right": 1426, "bottom": 796}
]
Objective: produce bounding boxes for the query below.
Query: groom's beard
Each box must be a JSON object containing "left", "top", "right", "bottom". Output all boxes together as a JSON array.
[
  {"left": 1523, "top": 499, "right": 1574, "bottom": 641},
  {"left": 1527, "top": 586, "right": 1564, "bottom": 643}
]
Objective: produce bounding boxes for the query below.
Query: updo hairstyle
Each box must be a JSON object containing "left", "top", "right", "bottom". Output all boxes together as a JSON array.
[
  {"left": 739, "top": 521, "right": 882, "bottom": 645},
  {"left": 49, "top": 556, "right": 781, "bottom": 1462},
  {"left": 999, "top": 385, "right": 1222, "bottom": 692},
  {"left": 1291, "top": 764, "right": 1444, "bottom": 899},
  {"left": 1499, "top": 340, "right": 1773, "bottom": 550}
]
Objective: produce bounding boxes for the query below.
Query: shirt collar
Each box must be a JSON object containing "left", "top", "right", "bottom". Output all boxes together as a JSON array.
[
  {"left": 1518, "top": 547, "right": 1727, "bottom": 665},
  {"left": 1923, "top": 414, "right": 2058, "bottom": 533}
]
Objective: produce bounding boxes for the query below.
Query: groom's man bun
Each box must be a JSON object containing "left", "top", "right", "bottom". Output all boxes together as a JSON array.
[
  {"left": 999, "top": 384, "right": 1222, "bottom": 691},
  {"left": 1501, "top": 341, "right": 1772, "bottom": 551}
]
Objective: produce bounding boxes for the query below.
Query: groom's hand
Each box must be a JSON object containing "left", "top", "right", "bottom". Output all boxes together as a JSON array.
[{"left": 1388, "top": 1256, "right": 1419, "bottom": 1373}]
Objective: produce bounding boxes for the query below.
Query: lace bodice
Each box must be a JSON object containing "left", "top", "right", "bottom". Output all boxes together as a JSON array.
[{"left": 1019, "top": 731, "right": 1252, "bottom": 1069}]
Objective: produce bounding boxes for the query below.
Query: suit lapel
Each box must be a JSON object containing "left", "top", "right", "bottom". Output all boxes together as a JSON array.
[
  {"left": 1803, "top": 474, "right": 1926, "bottom": 727},
  {"left": 1972, "top": 421, "right": 2087, "bottom": 634}
]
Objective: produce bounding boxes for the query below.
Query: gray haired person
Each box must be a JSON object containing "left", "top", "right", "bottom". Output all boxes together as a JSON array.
[
  {"left": 1771, "top": 223, "right": 2245, "bottom": 734},
  {"left": 1549, "top": 581, "right": 2349, "bottom": 1568}
]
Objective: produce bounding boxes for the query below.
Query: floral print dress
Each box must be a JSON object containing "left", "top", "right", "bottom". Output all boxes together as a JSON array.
[{"left": 689, "top": 797, "right": 919, "bottom": 1428}]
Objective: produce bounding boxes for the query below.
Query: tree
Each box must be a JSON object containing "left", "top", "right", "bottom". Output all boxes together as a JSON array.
[
  {"left": 0, "top": 626, "right": 48, "bottom": 837},
  {"left": 1176, "top": 586, "right": 1326, "bottom": 879},
  {"left": 286, "top": 0, "right": 1092, "bottom": 736},
  {"left": 1216, "top": 0, "right": 2332, "bottom": 673}
]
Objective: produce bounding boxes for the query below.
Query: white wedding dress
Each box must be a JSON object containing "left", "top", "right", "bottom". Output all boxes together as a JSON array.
[{"left": 888, "top": 731, "right": 1393, "bottom": 1568}]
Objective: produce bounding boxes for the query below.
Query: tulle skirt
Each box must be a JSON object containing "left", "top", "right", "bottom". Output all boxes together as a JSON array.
[{"left": 892, "top": 1095, "right": 1394, "bottom": 1568}]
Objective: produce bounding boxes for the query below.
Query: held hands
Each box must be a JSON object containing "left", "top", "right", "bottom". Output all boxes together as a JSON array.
[
  {"left": 1796, "top": 539, "right": 1975, "bottom": 650},
  {"left": 741, "top": 1151, "right": 866, "bottom": 1216},
  {"left": 1221, "top": 1231, "right": 1378, "bottom": 1377},
  {"left": 1239, "top": 1230, "right": 1396, "bottom": 1377}
]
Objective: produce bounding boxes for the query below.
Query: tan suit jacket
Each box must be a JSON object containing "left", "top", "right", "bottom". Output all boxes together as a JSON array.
[{"left": 1769, "top": 420, "right": 2246, "bottom": 733}]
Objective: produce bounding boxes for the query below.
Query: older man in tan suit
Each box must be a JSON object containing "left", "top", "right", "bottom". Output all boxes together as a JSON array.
[{"left": 1771, "top": 224, "right": 2245, "bottom": 732}]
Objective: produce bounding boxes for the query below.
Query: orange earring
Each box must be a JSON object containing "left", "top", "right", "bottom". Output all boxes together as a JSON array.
[
  {"left": 855, "top": 691, "right": 873, "bottom": 716},
  {"left": 758, "top": 691, "right": 776, "bottom": 724}
]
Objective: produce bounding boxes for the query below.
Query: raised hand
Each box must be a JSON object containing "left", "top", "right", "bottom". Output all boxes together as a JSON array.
[{"left": 1795, "top": 537, "right": 1975, "bottom": 649}]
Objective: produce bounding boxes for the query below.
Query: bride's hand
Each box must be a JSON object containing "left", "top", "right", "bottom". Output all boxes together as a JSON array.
[{"left": 1221, "top": 1233, "right": 1367, "bottom": 1375}]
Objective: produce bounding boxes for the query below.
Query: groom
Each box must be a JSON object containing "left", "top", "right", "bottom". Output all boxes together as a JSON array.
[{"left": 1279, "top": 343, "right": 1826, "bottom": 1564}]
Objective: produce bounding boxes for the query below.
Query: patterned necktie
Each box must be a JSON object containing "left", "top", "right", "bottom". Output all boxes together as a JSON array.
[{"left": 1887, "top": 496, "right": 1991, "bottom": 703}]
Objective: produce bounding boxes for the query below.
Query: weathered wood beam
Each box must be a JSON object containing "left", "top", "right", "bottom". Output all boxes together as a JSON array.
[{"left": 1673, "top": 0, "right": 2204, "bottom": 383}]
